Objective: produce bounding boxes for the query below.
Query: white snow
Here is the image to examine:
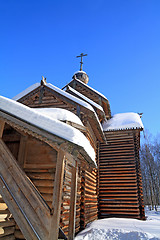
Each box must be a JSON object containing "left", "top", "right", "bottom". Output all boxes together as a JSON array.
[
  {"left": 74, "top": 70, "right": 88, "bottom": 75},
  {"left": 46, "top": 84, "right": 104, "bottom": 137},
  {"left": 102, "top": 112, "right": 144, "bottom": 131},
  {"left": 75, "top": 207, "right": 160, "bottom": 240},
  {"left": 0, "top": 96, "right": 95, "bottom": 163},
  {"left": 46, "top": 83, "right": 94, "bottom": 112},
  {"left": 67, "top": 86, "right": 104, "bottom": 112},
  {"left": 34, "top": 108, "right": 83, "bottom": 126},
  {"left": 12, "top": 83, "right": 40, "bottom": 100},
  {"left": 12, "top": 81, "right": 104, "bottom": 139},
  {"left": 12, "top": 82, "right": 95, "bottom": 112}
]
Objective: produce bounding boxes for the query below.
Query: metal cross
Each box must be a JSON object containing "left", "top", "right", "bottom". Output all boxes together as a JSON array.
[{"left": 76, "top": 53, "right": 88, "bottom": 71}]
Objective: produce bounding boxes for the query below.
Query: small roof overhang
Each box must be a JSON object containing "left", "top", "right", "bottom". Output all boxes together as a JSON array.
[
  {"left": 0, "top": 96, "right": 96, "bottom": 167},
  {"left": 102, "top": 112, "right": 144, "bottom": 132}
]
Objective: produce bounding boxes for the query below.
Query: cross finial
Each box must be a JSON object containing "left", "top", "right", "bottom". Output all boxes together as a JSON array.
[
  {"left": 76, "top": 53, "right": 88, "bottom": 71},
  {"left": 41, "top": 76, "right": 47, "bottom": 86}
]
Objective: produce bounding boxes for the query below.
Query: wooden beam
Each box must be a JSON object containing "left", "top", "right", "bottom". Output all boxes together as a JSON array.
[
  {"left": 18, "top": 135, "right": 28, "bottom": 168},
  {"left": 49, "top": 149, "right": 65, "bottom": 240},
  {"left": 68, "top": 162, "right": 78, "bottom": 240},
  {"left": 0, "top": 120, "right": 5, "bottom": 138}
]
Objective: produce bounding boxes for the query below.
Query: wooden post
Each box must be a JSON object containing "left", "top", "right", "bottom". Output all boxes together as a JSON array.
[
  {"left": 68, "top": 162, "right": 78, "bottom": 240},
  {"left": 18, "top": 135, "right": 28, "bottom": 168},
  {"left": 80, "top": 169, "right": 86, "bottom": 230},
  {"left": 49, "top": 149, "right": 65, "bottom": 240},
  {"left": 0, "top": 120, "right": 5, "bottom": 138}
]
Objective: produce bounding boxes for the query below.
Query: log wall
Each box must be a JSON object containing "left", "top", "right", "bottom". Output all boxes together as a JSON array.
[
  {"left": 19, "top": 87, "right": 77, "bottom": 114},
  {"left": 60, "top": 160, "right": 81, "bottom": 237},
  {"left": 1, "top": 126, "right": 57, "bottom": 239},
  {"left": 80, "top": 169, "right": 98, "bottom": 230},
  {"left": 98, "top": 130, "right": 145, "bottom": 219},
  {"left": 60, "top": 162, "right": 98, "bottom": 237},
  {"left": 0, "top": 195, "right": 15, "bottom": 240}
]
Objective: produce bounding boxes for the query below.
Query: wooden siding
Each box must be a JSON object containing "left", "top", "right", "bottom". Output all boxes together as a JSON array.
[
  {"left": 67, "top": 80, "right": 111, "bottom": 118},
  {"left": 98, "top": 130, "right": 145, "bottom": 219},
  {"left": 80, "top": 169, "right": 98, "bottom": 230},
  {"left": 24, "top": 138, "right": 57, "bottom": 209},
  {"left": 20, "top": 87, "right": 77, "bottom": 113},
  {"left": 60, "top": 159, "right": 81, "bottom": 237}
]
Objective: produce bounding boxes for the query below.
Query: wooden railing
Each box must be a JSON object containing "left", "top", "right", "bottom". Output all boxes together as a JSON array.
[{"left": 0, "top": 138, "right": 51, "bottom": 240}]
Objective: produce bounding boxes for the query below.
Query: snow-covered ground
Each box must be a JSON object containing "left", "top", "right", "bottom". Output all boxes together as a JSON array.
[{"left": 75, "top": 207, "right": 160, "bottom": 240}]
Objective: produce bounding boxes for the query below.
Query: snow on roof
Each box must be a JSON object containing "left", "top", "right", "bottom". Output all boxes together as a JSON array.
[
  {"left": 73, "top": 70, "right": 88, "bottom": 75},
  {"left": 46, "top": 83, "right": 94, "bottom": 112},
  {"left": 0, "top": 96, "right": 95, "bottom": 162},
  {"left": 67, "top": 86, "right": 104, "bottom": 112},
  {"left": 34, "top": 108, "right": 83, "bottom": 126},
  {"left": 13, "top": 83, "right": 41, "bottom": 101},
  {"left": 102, "top": 112, "right": 144, "bottom": 131},
  {"left": 13, "top": 82, "right": 94, "bottom": 112},
  {"left": 45, "top": 84, "right": 104, "bottom": 136},
  {"left": 12, "top": 81, "right": 105, "bottom": 140},
  {"left": 69, "top": 78, "right": 108, "bottom": 101}
]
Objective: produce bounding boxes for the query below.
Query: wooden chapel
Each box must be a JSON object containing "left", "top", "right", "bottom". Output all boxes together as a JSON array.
[{"left": 0, "top": 58, "right": 145, "bottom": 240}]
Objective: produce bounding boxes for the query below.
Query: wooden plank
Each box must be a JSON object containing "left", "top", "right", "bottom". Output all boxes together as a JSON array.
[
  {"left": 0, "top": 178, "right": 37, "bottom": 240},
  {"left": 49, "top": 149, "right": 65, "bottom": 240},
  {"left": 18, "top": 135, "right": 28, "bottom": 168},
  {"left": 68, "top": 162, "right": 78, "bottom": 240},
  {"left": 0, "top": 120, "right": 5, "bottom": 138}
]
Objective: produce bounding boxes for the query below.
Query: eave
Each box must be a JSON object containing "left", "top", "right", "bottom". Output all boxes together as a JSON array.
[{"left": 0, "top": 109, "right": 96, "bottom": 168}]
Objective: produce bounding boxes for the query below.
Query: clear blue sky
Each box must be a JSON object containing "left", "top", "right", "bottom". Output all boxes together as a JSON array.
[{"left": 0, "top": 0, "right": 160, "bottom": 136}]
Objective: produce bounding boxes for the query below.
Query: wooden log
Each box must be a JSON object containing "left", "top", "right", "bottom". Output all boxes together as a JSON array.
[
  {"left": 27, "top": 172, "right": 55, "bottom": 180},
  {"left": 18, "top": 135, "right": 28, "bottom": 168},
  {"left": 0, "top": 220, "right": 15, "bottom": 228},
  {"left": 0, "top": 235, "right": 15, "bottom": 240},
  {"left": 31, "top": 179, "right": 54, "bottom": 187},
  {"left": 36, "top": 186, "right": 54, "bottom": 194},
  {"left": 0, "top": 120, "right": 5, "bottom": 138},
  {"left": 0, "top": 226, "right": 15, "bottom": 237},
  {"left": 24, "top": 163, "right": 56, "bottom": 169},
  {"left": 49, "top": 149, "right": 65, "bottom": 240},
  {"left": 68, "top": 162, "right": 78, "bottom": 240}
]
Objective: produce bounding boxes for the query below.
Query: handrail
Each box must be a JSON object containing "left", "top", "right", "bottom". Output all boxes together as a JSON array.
[
  {"left": 0, "top": 174, "right": 68, "bottom": 240},
  {"left": 0, "top": 174, "right": 41, "bottom": 240},
  {"left": 59, "top": 228, "right": 68, "bottom": 240}
]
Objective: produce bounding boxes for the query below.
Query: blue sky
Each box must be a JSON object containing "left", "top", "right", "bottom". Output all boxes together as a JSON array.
[{"left": 0, "top": 0, "right": 160, "bottom": 136}]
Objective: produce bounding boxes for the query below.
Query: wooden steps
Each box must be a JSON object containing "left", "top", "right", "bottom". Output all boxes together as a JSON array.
[
  {"left": 0, "top": 195, "right": 16, "bottom": 240},
  {"left": 0, "top": 139, "right": 51, "bottom": 240},
  {"left": 98, "top": 131, "right": 142, "bottom": 219}
]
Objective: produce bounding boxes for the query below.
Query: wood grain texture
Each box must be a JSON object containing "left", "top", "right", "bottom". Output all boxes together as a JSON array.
[
  {"left": 98, "top": 130, "right": 145, "bottom": 219},
  {"left": 0, "top": 120, "right": 5, "bottom": 138},
  {"left": 49, "top": 149, "right": 65, "bottom": 240}
]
